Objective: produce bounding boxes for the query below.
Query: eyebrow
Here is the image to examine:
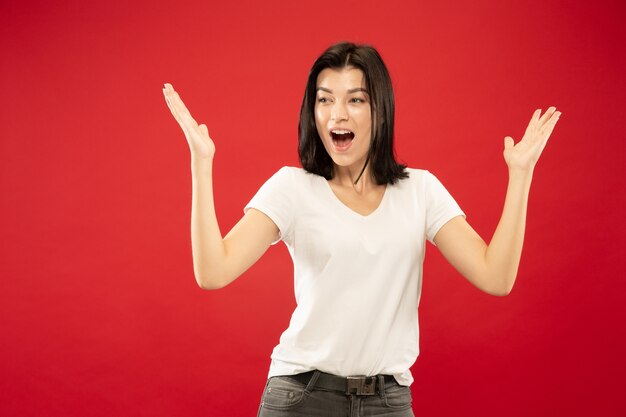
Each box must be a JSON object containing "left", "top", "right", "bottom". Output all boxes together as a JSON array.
[{"left": 316, "top": 87, "right": 369, "bottom": 95}]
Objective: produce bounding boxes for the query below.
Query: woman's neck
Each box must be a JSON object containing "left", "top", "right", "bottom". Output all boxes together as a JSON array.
[{"left": 331, "top": 163, "right": 378, "bottom": 193}]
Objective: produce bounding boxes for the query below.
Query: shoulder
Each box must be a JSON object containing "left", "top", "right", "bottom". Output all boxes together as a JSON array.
[
  {"left": 267, "top": 166, "right": 301, "bottom": 181},
  {"left": 404, "top": 167, "right": 448, "bottom": 184},
  {"left": 403, "top": 167, "right": 428, "bottom": 178},
  {"left": 277, "top": 166, "right": 304, "bottom": 175},
  {"left": 261, "top": 166, "right": 320, "bottom": 192},
  {"left": 273, "top": 166, "right": 303, "bottom": 181},
  {"left": 394, "top": 167, "right": 432, "bottom": 188},
  {"left": 392, "top": 168, "right": 452, "bottom": 199},
  {"left": 277, "top": 166, "right": 324, "bottom": 184}
]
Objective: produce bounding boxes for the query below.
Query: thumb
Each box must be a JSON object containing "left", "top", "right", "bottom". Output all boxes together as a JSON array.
[
  {"left": 504, "top": 136, "right": 514, "bottom": 150},
  {"left": 198, "top": 124, "right": 209, "bottom": 136}
]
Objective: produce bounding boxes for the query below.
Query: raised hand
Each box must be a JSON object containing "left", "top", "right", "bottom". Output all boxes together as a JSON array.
[
  {"left": 503, "top": 107, "right": 561, "bottom": 172},
  {"left": 163, "top": 83, "right": 215, "bottom": 160}
]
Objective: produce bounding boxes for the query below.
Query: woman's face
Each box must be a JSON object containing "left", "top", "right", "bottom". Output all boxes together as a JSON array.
[{"left": 315, "top": 66, "right": 372, "bottom": 172}]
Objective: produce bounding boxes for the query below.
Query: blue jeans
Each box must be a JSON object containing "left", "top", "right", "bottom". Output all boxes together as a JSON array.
[{"left": 257, "top": 371, "right": 415, "bottom": 417}]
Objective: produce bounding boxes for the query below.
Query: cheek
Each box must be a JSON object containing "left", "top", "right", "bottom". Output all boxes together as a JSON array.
[
  {"left": 351, "top": 107, "right": 371, "bottom": 124},
  {"left": 314, "top": 108, "right": 326, "bottom": 134},
  {"left": 357, "top": 115, "right": 372, "bottom": 133},
  {"left": 314, "top": 105, "right": 324, "bottom": 121}
]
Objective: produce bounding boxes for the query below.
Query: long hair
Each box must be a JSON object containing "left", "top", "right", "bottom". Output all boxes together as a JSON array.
[{"left": 298, "top": 41, "right": 408, "bottom": 185}]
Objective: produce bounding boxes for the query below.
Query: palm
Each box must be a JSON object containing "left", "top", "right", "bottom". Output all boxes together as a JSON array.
[
  {"left": 503, "top": 107, "right": 561, "bottom": 171},
  {"left": 163, "top": 83, "right": 215, "bottom": 160}
]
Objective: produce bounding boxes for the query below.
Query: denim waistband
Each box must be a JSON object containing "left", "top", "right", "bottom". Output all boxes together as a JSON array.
[{"left": 284, "top": 370, "right": 398, "bottom": 396}]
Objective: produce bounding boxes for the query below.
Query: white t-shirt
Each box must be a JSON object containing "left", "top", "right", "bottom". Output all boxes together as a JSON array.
[{"left": 244, "top": 166, "right": 465, "bottom": 386}]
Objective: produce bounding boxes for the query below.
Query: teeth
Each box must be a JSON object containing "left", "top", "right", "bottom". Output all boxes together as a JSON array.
[{"left": 331, "top": 129, "right": 352, "bottom": 134}]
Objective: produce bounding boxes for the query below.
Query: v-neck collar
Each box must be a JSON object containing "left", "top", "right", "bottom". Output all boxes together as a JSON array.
[{"left": 319, "top": 176, "right": 389, "bottom": 219}]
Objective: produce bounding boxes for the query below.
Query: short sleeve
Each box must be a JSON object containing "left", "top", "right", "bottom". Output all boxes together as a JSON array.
[
  {"left": 244, "top": 166, "right": 295, "bottom": 245},
  {"left": 424, "top": 171, "right": 465, "bottom": 245}
]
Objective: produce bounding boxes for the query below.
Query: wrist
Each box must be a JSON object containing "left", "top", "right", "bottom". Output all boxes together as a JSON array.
[
  {"left": 507, "top": 167, "right": 534, "bottom": 190},
  {"left": 508, "top": 165, "right": 534, "bottom": 178},
  {"left": 191, "top": 157, "right": 214, "bottom": 173}
]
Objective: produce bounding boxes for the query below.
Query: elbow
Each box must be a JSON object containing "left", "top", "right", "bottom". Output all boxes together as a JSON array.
[
  {"left": 195, "top": 273, "right": 228, "bottom": 290},
  {"left": 487, "top": 278, "right": 515, "bottom": 297},
  {"left": 197, "top": 280, "right": 225, "bottom": 290},
  {"left": 490, "top": 286, "right": 512, "bottom": 297},
  {"left": 475, "top": 271, "right": 515, "bottom": 297}
]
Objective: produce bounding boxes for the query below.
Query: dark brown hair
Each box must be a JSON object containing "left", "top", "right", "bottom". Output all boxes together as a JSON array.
[{"left": 298, "top": 41, "right": 408, "bottom": 185}]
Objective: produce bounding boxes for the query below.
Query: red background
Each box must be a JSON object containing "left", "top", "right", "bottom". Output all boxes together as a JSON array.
[{"left": 1, "top": 0, "right": 625, "bottom": 415}]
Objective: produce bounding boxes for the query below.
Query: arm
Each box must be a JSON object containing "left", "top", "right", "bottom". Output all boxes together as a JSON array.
[
  {"left": 164, "top": 84, "right": 279, "bottom": 289},
  {"left": 433, "top": 107, "right": 561, "bottom": 296}
]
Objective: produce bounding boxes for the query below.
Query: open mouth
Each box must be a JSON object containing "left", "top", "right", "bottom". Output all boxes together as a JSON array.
[{"left": 330, "top": 129, "right": 355, "bottom": 150}]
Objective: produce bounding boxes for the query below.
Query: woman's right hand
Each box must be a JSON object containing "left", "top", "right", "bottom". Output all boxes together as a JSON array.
[{"left": 163, "top": 83, "right": 215, "bottom": 161}]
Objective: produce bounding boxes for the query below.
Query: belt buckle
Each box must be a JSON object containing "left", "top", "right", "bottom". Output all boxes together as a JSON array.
[{"left": 346, "top": 376, "right": 376, "bottom": 396}]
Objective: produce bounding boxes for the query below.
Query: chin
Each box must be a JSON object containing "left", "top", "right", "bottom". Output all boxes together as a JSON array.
[{"left": 331, "top": 155, "right": 368, "bottom": 170}]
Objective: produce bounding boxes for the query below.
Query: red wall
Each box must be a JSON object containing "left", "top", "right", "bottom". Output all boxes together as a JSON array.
[{"left": 1, "top": 0, "right": 625, "bottom": 415}]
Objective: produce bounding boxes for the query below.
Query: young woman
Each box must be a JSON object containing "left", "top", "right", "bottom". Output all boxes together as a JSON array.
[{"left": 163, "top": 42, "right": 560, "bottom": 417}]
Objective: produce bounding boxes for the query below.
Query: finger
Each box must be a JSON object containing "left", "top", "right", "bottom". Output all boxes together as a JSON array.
[
  {"left": 164, "top": 88, "right": 200, "bottom": 134},
  {"left": 169, "top": 90, "right": 199, "bottom": 128},
  {"left": 163, "top": 88, "right": 184, "bottom": 124},
  {"left": 163, "top": 84, "right": 182, "bottom": 116},
  {"left": 504, "top": 136, "right": 515, "bottom": 150},
  {"left": 532, "top": 108, "right": 542, "bottom": 123},
  {"left": 163, "top": 84, "right": 187, "bottom": 118},
  {"left": 539, "top": 111, "right": 561, "bottom": 139},
  {"left": 524, "top": 108, "right": 543, "bottom": 136},
  {"left": 163, "top": 84, "right": 197, "bottom": 138},
  {"left": 538, "top": 106, "right": 557, "bottom": 126}
]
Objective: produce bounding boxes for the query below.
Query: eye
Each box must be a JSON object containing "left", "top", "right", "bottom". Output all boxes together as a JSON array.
[
  {"left": 350, "top": 97, "right": 365, "bottom": 103},
  {"left": 318, "top": 97, "right": 329, "bottom": 103}
]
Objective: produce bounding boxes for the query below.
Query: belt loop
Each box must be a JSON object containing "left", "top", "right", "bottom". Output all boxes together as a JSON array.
[
  {"left": 377, "top": 375, "right": 386, "bottom": 398},
  {"left": 304, "top": 370, "right": 321, "bottom": 394}
]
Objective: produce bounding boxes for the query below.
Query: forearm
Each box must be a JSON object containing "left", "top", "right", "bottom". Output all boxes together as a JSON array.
[
  {"left": 190, "top": 158, "right": 227, "bottom": 289},
  {"left": 435, "top": 108, "right": 559, "bottom": 296},
  {"left": 484, "top": 168, "right": 534, "bottom": 295}
]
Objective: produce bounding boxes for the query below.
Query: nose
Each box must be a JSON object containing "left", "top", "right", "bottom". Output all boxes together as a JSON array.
[{"left": 330, "top": 101, "right": 348, "bottom": 122}]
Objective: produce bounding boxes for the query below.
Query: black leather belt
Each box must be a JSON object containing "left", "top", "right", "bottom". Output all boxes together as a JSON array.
[{"left": 286, "top": 371, "right": 398, "bottom": 396}]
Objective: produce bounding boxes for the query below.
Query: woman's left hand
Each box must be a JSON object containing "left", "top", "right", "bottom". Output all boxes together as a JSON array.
[{"left": 503, "top": 107, "right": 561, "bottom": 172}]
